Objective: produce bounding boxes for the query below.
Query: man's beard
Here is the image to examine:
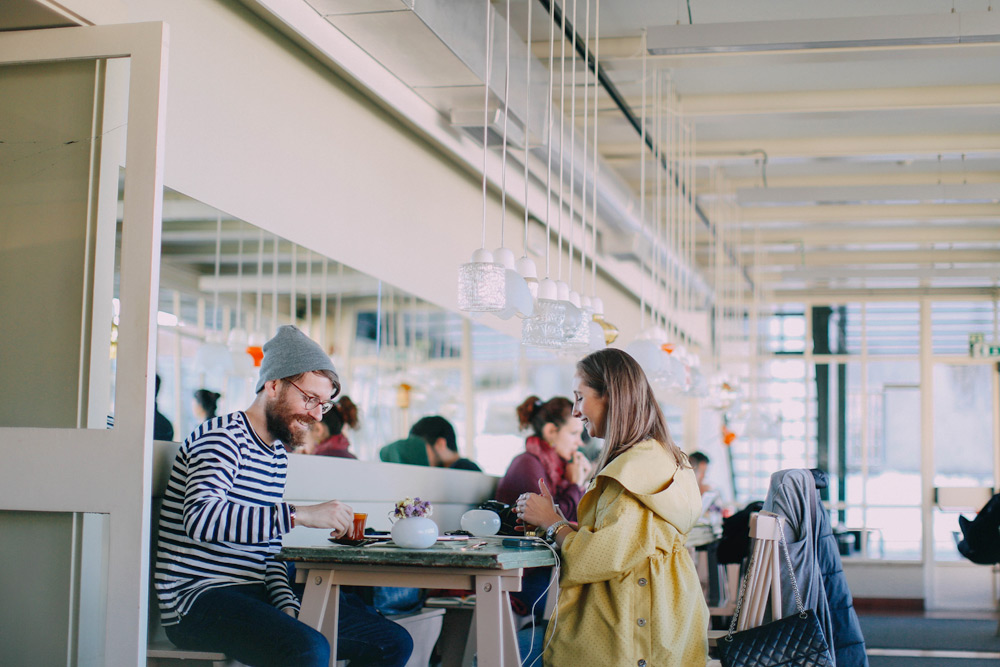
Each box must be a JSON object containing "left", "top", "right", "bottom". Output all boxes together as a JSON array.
[{"left": 265, "top": 388, "right": 313, "bottom": 448}]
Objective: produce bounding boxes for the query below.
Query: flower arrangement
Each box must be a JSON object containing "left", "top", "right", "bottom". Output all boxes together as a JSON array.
[{"left": 393, "top": 496, "right": 433, "bottom": 521}]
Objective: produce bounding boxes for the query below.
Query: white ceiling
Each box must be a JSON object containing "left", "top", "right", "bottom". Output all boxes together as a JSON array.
[
  {"left": 7, "top": 0, "right": 998, "bottom": 304},
  {"left": 295, "top": 0, "right": 1000, "bottom": 301}
]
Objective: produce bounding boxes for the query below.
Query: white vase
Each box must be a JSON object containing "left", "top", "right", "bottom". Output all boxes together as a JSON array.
[{"left": 391, "top": 516, "right": 438, "bottom": 549}]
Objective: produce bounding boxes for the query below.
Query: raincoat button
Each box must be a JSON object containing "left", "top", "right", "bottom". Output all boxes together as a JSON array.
[
  {"left": 638, "top": 578, "right": 648, "bottom": 586},
  {"left": 637, "top": 618, "right": 647, "bottom": 627},
  {"left": 638, "top": 660, "right": 647, "bottom": 667}
]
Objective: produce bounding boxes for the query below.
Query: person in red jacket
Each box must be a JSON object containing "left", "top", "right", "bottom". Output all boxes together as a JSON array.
[
  {"left": 312, "top": 395, "right": 360, "bottom": 459},
  {"left": 495, "top": 395, "right": 591, "bottom": 617}
]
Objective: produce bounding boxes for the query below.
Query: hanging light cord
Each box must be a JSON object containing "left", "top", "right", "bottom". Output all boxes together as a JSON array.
[
  {"left": 557, "top": 1, "right": 567, "bottom": 283},
  {"left": 500, "top": 0, "right": 511, "bottom": 249},
  {"left": 522, "top": 0, "right": 532, "bottom": 258},
  {"left": 544, "top": 0, "right": 556, "bottom": 278},
  {"left": 590, "top": 0, "right": 601, "bottom": 297},
  {"left": 256, "top": 229, "right": 264, "bottom": 333},
  {"left": 579, "top": 0, "right": 590, "bottom": 295},
  {"left": 480, "top": 0, "right": 494, "bottom": 250},
  {"left": 212, "top": 213, "right": 221, "bottom": 332},
  {"left": 567, "top": 0, "right": 578, "bottom": 291},
  {"left": 639, "top": 30, "right": 647, "bottom": 328}
]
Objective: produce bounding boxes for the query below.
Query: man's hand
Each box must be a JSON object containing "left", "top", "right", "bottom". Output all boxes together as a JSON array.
[
  {"left": 295, "top": 500, "right": 353, "bottom": 537},
  {"left": 564, "top": 451, "right": 592, "bottom": 486}
]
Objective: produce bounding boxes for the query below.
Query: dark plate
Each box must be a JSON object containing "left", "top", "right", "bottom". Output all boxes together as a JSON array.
[{"left": 328, "top": 536, "right": 390, "bottom": 547}]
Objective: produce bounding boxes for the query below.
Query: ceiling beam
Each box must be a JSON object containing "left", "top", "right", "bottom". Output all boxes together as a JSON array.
[
  {"left": 731, "top": 224, "right": 1000, "bottom": 246},
  {"left": 681, "top": 85, "right": 1000, "bottom": 117},
  {"left": 570, "top": 85, "right": 1000, "bottom": 119},
  {"left": 736, "top": 203, "right": 1000, "bottom": 224},
  {"left": 754, "top": 265, "right": 1000, "bottom": 282},
  {"left": 736, "top": 248, "right": 1000, "bottom": 267},
  {"left": 737, "top": 183, "right": 1000, "bottom": 206},
  {"left": 768, "top": 286, "right": 1000, "bottom": 301},
  {"left": 699, "top": 172, "right": 1000, "bottom": 191},
  {"left": 646, "top": 12, "right": 1000, "bottom": 55}
]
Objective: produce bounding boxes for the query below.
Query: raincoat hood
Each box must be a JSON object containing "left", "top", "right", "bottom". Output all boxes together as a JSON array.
[{"left": 596, "top": 439, "right": 703, "bottom": 535}]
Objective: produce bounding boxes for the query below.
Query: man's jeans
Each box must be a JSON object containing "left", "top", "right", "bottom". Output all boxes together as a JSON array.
[{"left": 165, "top": 584, "right": 413, "bottom": 667}]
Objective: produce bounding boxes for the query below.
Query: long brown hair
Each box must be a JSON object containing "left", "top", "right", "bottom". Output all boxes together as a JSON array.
[{"left": 576, "top": 348, "right": 686, "bottom": 472}]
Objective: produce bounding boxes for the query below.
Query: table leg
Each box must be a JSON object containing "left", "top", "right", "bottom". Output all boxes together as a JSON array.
[
  {"left": 474, "top": 574, "right": 521, "bottom": 667},
  {"left": 475, "top": 574, "right": 503, "bottom": 667},
  {"left": 500, "top": 593, "right": 521, "bottom": 667},
  {"left": 298, "top": 568, "right": 341, "bottom": 667}
]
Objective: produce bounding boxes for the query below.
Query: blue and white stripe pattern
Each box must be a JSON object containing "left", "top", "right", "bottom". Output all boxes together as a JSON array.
[{"left": 154, "top": 412, "right": 296, "bottom": 625}]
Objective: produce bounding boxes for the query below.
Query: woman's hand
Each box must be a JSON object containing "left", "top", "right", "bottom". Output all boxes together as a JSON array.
[
  {"left": 516, "top": 478, "right": 564, "bottom": 531},
  {"left": 564, "top": 451, "right": 592, "bottom": 486}
]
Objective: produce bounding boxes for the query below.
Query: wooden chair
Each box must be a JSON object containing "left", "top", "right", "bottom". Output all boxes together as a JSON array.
[{"left": 732, "top": 511, "right": 785, "bottom": 633}]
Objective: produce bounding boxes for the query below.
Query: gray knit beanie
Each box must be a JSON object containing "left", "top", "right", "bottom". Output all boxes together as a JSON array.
[{"left": 255, "top": 325, "right": 339, "bottom": 394}]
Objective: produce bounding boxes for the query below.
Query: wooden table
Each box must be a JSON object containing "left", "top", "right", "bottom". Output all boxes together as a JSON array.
[{"left": 279, "top": 537, "right": 557, "bottom": 667}]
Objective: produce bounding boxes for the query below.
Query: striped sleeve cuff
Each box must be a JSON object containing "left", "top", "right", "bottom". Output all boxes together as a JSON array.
[{"left": 277, "top": 502, "right": 294, "bottom": 534}]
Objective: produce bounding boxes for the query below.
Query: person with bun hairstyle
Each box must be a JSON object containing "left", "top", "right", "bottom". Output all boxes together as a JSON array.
[
  {"left": 497, "top": 396, "right": 591, "bottom": 521},
  {"left": 192, "top": 389, "right": 221, "bottom": 423},
  {"left": 496, "top": 395, "right": 591, "bottom": 618},
  {"left": 516, "top": 348, "right": 708, "bottom": 667},
  {"left": 313, "top": 395, "right": 360, "bottom": 459}
]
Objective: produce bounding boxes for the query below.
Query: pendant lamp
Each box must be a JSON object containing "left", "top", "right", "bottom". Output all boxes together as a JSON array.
[
  {"left": 522, "top": 277, "right": 567, "bottom": 348},
  {"left": 522, "top": 2, "right": 566, "bottom": 348},
  {"left": 459, "top": 0, "right": 506, "bottom": 313},
  {"left": 493, "top": 0, "right": 534, "bottom": 321},
  {"left": 574, "top": 0, "right": 605, "bottom": 354},
  {"left": 195, "top": 213, "right": 233, "bottom": 377},
  {"left": 227, "top": 229, "right": 256, "bottom": 379},
  {"left": 586, "top": 0, "right": 617, "bottom": 346},
  {"left": 246, "top": 229, "right": 267, "bottom": 367}
]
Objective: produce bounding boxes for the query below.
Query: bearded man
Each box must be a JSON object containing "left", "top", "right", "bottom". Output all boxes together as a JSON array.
[{"left": 154, "top": 325, "right": 412, "bottom": 667}]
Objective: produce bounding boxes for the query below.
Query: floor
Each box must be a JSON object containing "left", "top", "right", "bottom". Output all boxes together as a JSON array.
[{"left": 859, "top": 609, "right": 1000, "bottom": 667}]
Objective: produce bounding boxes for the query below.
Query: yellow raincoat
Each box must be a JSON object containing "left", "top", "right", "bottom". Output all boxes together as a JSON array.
[{"left": 544, "top": 440, "right": 709, "bottom": 667}]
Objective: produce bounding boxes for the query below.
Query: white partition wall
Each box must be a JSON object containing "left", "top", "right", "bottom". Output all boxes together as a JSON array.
[{"left": 0, "top": 24, "right": 168, "bottom": 666}]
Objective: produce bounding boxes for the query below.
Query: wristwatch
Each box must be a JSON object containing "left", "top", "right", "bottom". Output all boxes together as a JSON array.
[
  {"left": 545, "top": 519, "right": 570, "bottom": 543},
  {"left": 288, "top": 503, "right": 297, "bottom": 528}
]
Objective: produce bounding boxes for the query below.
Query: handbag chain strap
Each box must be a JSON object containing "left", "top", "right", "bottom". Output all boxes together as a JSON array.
[{"left": 725, "top": 514, "right": 807, "bottom": 642}]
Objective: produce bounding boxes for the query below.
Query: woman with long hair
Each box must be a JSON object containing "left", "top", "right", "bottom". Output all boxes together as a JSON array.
[{"left": 517, "top": 348, "right": 708, "bottom": 666}]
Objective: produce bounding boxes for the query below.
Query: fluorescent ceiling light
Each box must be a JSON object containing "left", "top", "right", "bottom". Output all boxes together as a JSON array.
[{"left": 647, "top": 12, "right": 1000, "bottom": 55}]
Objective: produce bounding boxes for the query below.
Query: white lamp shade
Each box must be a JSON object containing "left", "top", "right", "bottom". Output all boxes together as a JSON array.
[
  {"left": 625, "top": 339, "right": 665, "bottom": 378},
  {"left": 458, "top": 250, "right": 506, "bottom": 312},
  {"left": 496, "top": 269, "right": 535, "bottom": 320},
  {"left": 195, "top": 340, "right": 234, "bottom": 376},
  {"left": 562, "top": 301, "right": 583, "bottom": 334},
  {"left": 537, "top": 278, "right": 558, "bottom": 300},
  {"left": 231, "top": 349, "right": 257, "bottom": 378},
  {"left": 492, "top": 247, "right": 516, "bottom": 270},
  {"left": 637, "top": 325, "right": 669, "bottom": 342},
  {"left": 555, "top": 281, "right": 570, "bottom": 301},
  {"left": 522, "top": 298, "right": 567, "bottom": 348},
  {"left": 588, "top": 321, "right": 606, "bottom": 350},
  {"left": 515, "top": 256, "right": 538, "bottom": 280}
]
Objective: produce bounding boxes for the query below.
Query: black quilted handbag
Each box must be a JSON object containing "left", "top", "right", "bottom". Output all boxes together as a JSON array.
[{"left": 717, "top": 516, "right": 834, "bottom": 667}]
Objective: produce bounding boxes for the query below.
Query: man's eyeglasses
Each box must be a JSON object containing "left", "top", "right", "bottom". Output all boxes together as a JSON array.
[{"left": 286, "top": 379, "right": 335, "bottom": 414}]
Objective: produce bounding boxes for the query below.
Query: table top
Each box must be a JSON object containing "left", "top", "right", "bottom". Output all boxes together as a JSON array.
[{"left": 278, "top": 536, "right": 557, "bottom": 570}]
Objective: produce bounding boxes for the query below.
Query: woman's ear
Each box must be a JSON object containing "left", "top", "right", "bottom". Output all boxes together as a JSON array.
[{"left": 541, "top": 422, "right": 558, "bottom": 443}]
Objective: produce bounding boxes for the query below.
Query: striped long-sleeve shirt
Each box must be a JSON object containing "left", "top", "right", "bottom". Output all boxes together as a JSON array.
[{"left": 154, "top": 411, "right": 297, "bottom": 625}]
